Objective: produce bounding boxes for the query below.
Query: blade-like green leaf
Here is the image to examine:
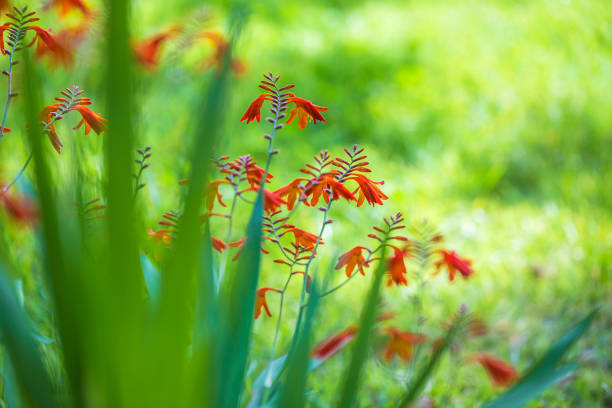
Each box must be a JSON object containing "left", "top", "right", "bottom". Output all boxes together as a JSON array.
[
  {"left": 396, "top": 314, "right": 463, "bottom": 408},
  {"left": 277, "top": 282, "right": 322, "bottom": 408},
  {"left": 140, "top": 253, "right": 161, "bottom": 306},
  {"left": 0, "top": 264, "right": 57, "bottom": 408},
  {"left": 335, "top": 247, "right": 388, "bottom": 408},
  {"left": 482, "top": 310, "right": 596, "bottom": 408}
]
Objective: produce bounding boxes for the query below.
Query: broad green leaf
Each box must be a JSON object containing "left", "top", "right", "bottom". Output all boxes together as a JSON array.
[
  {"left": 482, "top": 310, "right": 596, "bottom": 408},
  {"left": 335, "top": 248, "right": 388, "bottom": 408}
]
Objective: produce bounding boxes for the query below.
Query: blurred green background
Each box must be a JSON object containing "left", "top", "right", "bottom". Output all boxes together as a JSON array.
[{"left": 1, "top": 0, "right": 610, "bottom": 406}]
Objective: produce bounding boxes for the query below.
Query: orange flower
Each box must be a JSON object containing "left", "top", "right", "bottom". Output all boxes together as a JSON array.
[
  {"left": 286, "top": 93, "right": 327, "bottom": 129},
  {"left": 245, "top": 162, "right": 272, "bottom": 187},
  {"left": 434, "top": 249, "right": 473, "bottom": 281},
  {"left": 382, "top": 327, "right": 427, "bottom": 362},
  {"left": 335, "top": 246, "right": 370, "bottom": 277},
  {"left": 386, "top": 247, "right": 410, "bottom": 287},
  {"left": 35, "top": 21, "right": 90, "bottom": 66},
  {"left": 311, "top": 326, "right": 358, "bottom": 360},
  {"left": 469, "top": 352, "right": 518, "bottom": 387},
  {"left": 133, "top": 28, "right": 178, "bottom": 70},
  {"left": 254, "top": 287, "right": 281, "bottom": 319},
  {"left": 48, "top": 0, "right": 91, "bottom": 17},
  {"left": 262, "top": 189, "right": 286, "bottom": 215},
  {"left": 286, "top": 227, "right": 322, "bottom": 250},
  {"left": 147, "top": 227, "right": 172, "bottom": 245},
  {"left": 26, "top": 26, "right": 71, "bottom": 65},
  {"left": 72, "top": 106, "right": 107, "bottom": 135},
  {"left": 228, "top": 237, "right": 246, "bottom": 261},
  {"left": 207, "top": 179, "right": 231, "bottom": 211},
  {"left": 304, "top": 174, "right": 356, "bottom": 206},
  {"left": 201, "top": 31, "right": 246, "bottom": 74},
  {"left": 240, "top": 93, "right": 271, "bottom": 124},
  {"left": 211, "top": 236, "right": 227, "bottom": 253},
  {"left": 0, "top": 189, "right": 39, "bottom": 224},
  {"left": 348, "top": 174, "right": 388, "bottom": 207},
  {"left": 274, "top": 178, "right": 306, "bottom": 210}
]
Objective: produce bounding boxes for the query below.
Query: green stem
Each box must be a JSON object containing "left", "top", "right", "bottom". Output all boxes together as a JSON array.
[{"left": 0, "top": 39, "right": 18, "bottom": 141}]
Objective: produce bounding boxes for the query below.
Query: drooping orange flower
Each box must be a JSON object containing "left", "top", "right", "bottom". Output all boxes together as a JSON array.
[
  {"left": 211, "top": 236, "right": 227, "bottom": 253},
  {"left": 133, "top": 27, "right": 178, "bottom": 70},
  {"left": 262, "top": 189, "right": 286, "bottom": 215},
  {"left": 254, "top": 287, "right": 281, "bottom": 319},
  {"left": 469, "top": 352, "right": 518, "bottom": 387},
  {"left": 386, "top": 246, "right": 410, "bottom": 287},
  {"left": 0, "top": 126, "right": 11, "bottom": 137},
  {"left": 434, "top": 249, "right": 473, "bottom": 281},
  {"left": 286, "top": 227, "right": 322, "bottom": 250},
  {"left": 72, "top": 106, "right": 107, "bottom": 135},
  {"left": 382, "top": 327, "right": 427, "bottom": 363},
  {"left": 348, "top": 174, "right": 388, "bottom": 207},
  {"left": 228, "top": 237, "right": 246, "bottom": 261},
  {"left": 303, "top": 174, "right": 356, "bottom": 206},
  {"left": 48, "top": 0, "right": 91, "bottom": 17},
  {"left": 147, "top": 227, "right": 172, "bottom": 245},
  {"left": 0, "top": 189, "right": 39, "bottom": 224},
  {"left": 35, "top": 21, "right": 90, "bottom": 66},
  {"left": 286, "top": 93, "right": 328, "bottom": 129},
  {"left": 335, "top": 246, "right": 370, "bottom": 277},
  {"left": 240, "top": 93, "right": 271, "bottom": 124},
  {"left": 26, "top": 26, "right": 71, "bottom": 65},
  {"left": 201, "top": 31, "right": 246, "bottom": 74},
  {"left": 274, "top": 178, "right": 306, "bottom": 210},
  {"left": 245, "top": 162, "right": 272, "bottom": 187},
  {"left": 311, "top": 326, "right": 358, "bottom": 361},
  {"left": 207, "top": 179, "right": 231, "bottom": 211}
]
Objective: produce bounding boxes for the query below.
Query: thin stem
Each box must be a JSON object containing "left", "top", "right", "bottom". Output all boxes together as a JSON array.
[
  {"left": 1, "top": 118, "right": 58, "bottom": 194},
  {"left": 218, "top": 189, "right": 239, "bottom": 280},
  {"left": 0, "top": 38, "right": 19, "bottom": 141}
]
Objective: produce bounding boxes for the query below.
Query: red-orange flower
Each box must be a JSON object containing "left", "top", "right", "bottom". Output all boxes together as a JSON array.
[
  {"left": 348, "top": 174, "right": 388, "bottom": 207},
  {"left": 35, "top": 21, "right": 90, "bottom": 66},
  {"left": 211, "top": 236, "right": 227, "bottom": 253},
  {"left": 311, "top": 326, "right": 358, "bottom": 361},
  {"left": 434, "top": 249, "right": 473, "bottom": 281},
  {"left": 201, "top": 31, "right": 246, "bottom": 74},
  {"left": 133, "top": 28, "right": 178, "bottom": 70},
  {"left": 254, "top": 287, "right": 281, "bottom": 319},
  {"left": 48, "top": 0, "right": 91, "bottom": 17},
  {"left": 262, "top": 189, "right": 286, "bottom": 215},
  {"left": 72, "top": 106, "right": 107, "bottom": 135},
  {"left": 0, "top": 189, "right": 39, "bottom": 224},
  {"left": 382, "top": 327, "right": 427, "bottom": 362},
  {"left": 207, "top": 179, "right": 231, "bottom": 211},
  {"left": 147, "top": 227, "right": 172, "bottom": 245},
  {"left": 240, "top": 93, "right": 271, "bottom": 124},
  {"left": 469, "top": 352, "right": 518, "bottom": 387},
  {"left": 286, "top": 227, "right": 322, "bottom": 250},
  {"left": 274, "top": 178, "right": 306, "bottom": 210},
  {"left": 286, "top": 93, "right": 327, "bottom": 129},
  {"left": 303, "top": 174, "right": 356, "bottom": 206},
  {"left": 335, "top": 246, "right": 370, "bottom": 277},
  {"left": 386, "top": 247, "right": 409, "bottom": 287},
  {"left": 26, "top": 26, "right": 71, "bottom": 64},
  {"left": 245, "top": 162, "right": 272, "bottom": 187}
]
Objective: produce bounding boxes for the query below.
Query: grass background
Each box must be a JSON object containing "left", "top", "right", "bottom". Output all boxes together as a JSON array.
[{"left": 0, "top": 0, "right": 610, "bottom": 406}]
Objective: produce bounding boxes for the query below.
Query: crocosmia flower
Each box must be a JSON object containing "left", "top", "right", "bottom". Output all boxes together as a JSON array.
[
  {"left": 434, "top": 249, "right": 473, "bottom": 281},
  {"left": 211, "top": 236, "right": 227, "bottom": 253},
  {"left": 335, "top": 246, "right": 369, "bottom": 277},
  {"left": 262, "top": 189, "right": 286, "bottom": 215},
  {"left": 382, "top": 327, "right": 427, "bottom": 363},
  {"left": 240, "top": 94, "right": 271, "bottom": 124},
  {"left": 26, "top": 26, "right": 71, "bottom": 64},
  {"left": 286, "top": 93, "right": 328, "bottom": 129},
  {"left": 207, "top": 180, "right": 230, "bottom": 212},
  {"left": 49, "top": 0, "right": 91, "bottom": 17},
  {"left": 349, "top": 174, "right": 388, "bottom": 206},
  {"left": 469, "top": 352, "right": 518, "bottom": 387},
  {"left": 304, "top": 174, "right": 355, "bottom": 206},
  {"left": 274, "top": 178, "right": 306, "bottom": 210},
  {"left": 254, "top": 287, "right": 281, "bottom": 319},
  {"left": 386, "top": 247, "right": 410, "bottom": 287},
  {"left": 72, "top": 106, "right": 107, "bottom": 135},
  {"left": 286, "top": 227, "right": 322, "bottom": 250},
  {"left": 0, "top": 189, "right": 39, "bottom": 224},
  {"left": 133, "top": 28, "right": 177, "bottom": 70},
  {"left": 311, "top": 326, "right": 358, "bottom": 361}
]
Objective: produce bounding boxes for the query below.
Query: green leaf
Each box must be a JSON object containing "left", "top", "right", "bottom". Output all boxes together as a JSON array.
[
  {"left": 482, "top": 310, "right": 596, "bottom": 408},
  {"left": 335, "top": 247, "right": 388, "bottom": 408},
  {"left": 277, "top": 282, "right": 322, "bottom": 408},
  {"left": 140, "top": 253, "right": 161, "bottom": 305},
  {"left": 0, "top": 264, "right": 57, "bottom": 408}
]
